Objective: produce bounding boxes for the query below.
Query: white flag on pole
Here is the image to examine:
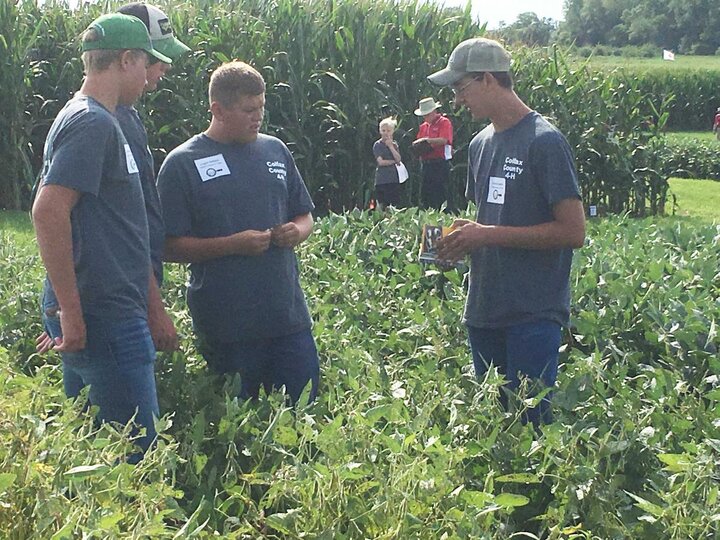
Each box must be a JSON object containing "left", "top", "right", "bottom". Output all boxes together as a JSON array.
[{"left": 663, "top": 49, "right": 675, "bottom": 61}]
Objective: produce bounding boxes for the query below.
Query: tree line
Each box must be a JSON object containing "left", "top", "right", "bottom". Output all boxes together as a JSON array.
[{"left": 498, "top": 0, "right": 720, "bottom": 55}]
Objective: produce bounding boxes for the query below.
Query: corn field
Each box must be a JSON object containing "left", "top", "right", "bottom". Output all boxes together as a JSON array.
[{"left": 1, "top": 0, "right": 670, "bottom": 214}]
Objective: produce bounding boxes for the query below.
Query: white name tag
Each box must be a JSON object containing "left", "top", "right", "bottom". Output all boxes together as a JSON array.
[
  {"left": 487, "top": 176, "right": 506, "bottom": 205},
  {"left": 124, "top": 144, "right": 139, "bottom": 174},
  {"left": 194, "top": 154, "right": 231, "bottom": 182}
]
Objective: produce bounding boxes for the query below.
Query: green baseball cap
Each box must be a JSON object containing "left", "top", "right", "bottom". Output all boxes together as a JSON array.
[{"left": 81, "top": 13, "right": 172, "bottom": 64}]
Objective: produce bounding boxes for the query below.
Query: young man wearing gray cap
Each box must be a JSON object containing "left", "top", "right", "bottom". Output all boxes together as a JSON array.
[
  {"left": 432, "top": 38, "right": 586, "bottom": 425},
  {"left": 33, "top": 13, "right": 170, "bottom": 456},
  {"left": 115, "top": 2, "right": 190, "bottom": 352}
]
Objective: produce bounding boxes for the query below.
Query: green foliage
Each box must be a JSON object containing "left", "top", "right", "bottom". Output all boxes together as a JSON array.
[
  {"left": 573, "top": 44, "right": 660, "bottom": 59},
  {"left": 1, "top": 209, "right": 719, "bottom": 537},
  {"left": 662, "top": 137, "right": 720, "bottom": 180},
  {"left": 631, "top": 69, "right": 720, "bottom": 131},
  {"left": 569, "top": 56, "right": 720, "bottom": 133},
  {"left": 511, "top": 47, "right": 669, "bottom": 215},
  {"left": 2, "top": 0, "right": 672, "bottom": 216},
  {"left": 559, "top": 0, "right": 720, "bottom": 55},
  {"left": 494, "top": 12, "right": 558, "bottom": 47},
  {"left": 0, "top": 0, "right": 46, "bottom": 209}
]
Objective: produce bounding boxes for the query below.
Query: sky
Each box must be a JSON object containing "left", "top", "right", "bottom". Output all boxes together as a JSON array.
[{"left": 435, "top": 0, "right": 566, "bottom": 29}]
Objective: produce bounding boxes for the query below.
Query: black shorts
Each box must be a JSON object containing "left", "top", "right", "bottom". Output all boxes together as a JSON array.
[{"left": 375, "top": 182, "right": 403, "bottom": 207}]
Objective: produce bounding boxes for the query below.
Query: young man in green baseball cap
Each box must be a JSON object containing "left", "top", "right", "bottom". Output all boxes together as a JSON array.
[
  {"left": 32, "top": 12, "right": 169, "bottom": 460},
  {"left": 37, "top": 5, "right": 192, "bottom": 360}
]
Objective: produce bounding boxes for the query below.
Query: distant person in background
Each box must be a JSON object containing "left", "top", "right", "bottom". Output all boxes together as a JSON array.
[
  {"left": 412, "top": 97, "right": 453, "bottom": 210},
  {"left": 157, "top": 61, "right": 320, "bottom": 405},
  {"left": 373, "top": 117, "right": 404, "bottom": 210},
  {"left": 713, "top": 107, "right": 720, "bottom": 141},
  {"left": 38, "top": 2, "right": 190, "bottom": 358},
  {"left": 431, "top": 37, "right": 585, "bottom": 426}
]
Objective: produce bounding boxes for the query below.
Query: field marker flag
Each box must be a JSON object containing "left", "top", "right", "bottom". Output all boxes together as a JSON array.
[{"left": 663, "top": 49, "right": 675, "bottom": 61}]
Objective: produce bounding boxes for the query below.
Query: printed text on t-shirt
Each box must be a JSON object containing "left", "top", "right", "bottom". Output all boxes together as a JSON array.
[
  {"left": 267, "top": 161, "right": 286, "bottom": 180},
  {"left": 503, "top": 156, "right": 524, "bottom": 180}
]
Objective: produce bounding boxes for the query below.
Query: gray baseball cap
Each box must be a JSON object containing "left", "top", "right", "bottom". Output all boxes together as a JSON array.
[{"left": 428, "top": 38, "right": 511, "bottom": 87}]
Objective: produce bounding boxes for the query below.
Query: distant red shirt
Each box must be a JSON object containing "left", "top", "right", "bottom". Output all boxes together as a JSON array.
[
  {"left": 714, "top": 113, "right": 720, "bottom": 130},
  {"left": 417, "top": 114, "right": 453, "bottom": 161}
]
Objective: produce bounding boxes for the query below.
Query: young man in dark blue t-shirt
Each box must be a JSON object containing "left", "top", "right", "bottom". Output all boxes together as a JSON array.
[
  {"left": 37, "top": 3, "right": 190, "bottom": 394},
  {"left": 33, "top": 14, "right": 171, "bottom": 454},
  {"left": 430, "top": 38, "right": 586, "bottom": 425},
  {"left": 157, "top": 61, "right": 320, "bottom": 404}
]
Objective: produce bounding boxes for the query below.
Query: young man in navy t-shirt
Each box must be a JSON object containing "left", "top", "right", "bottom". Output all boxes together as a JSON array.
[
  {"left": 33, "top": 14, "right": 171, "bottom": 455},
  {"left": 430, "top": 38, "right": 586, "bottom": 425},
  {"left": 157, "top": 61, "right": 320, "bottom": 404}
]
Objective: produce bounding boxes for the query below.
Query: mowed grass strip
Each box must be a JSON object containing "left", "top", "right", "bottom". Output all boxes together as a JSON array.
[
  {"left": 581, "top": 54, "right": 720, "bottom": 72},
  {"left": 668, "top": 178, "right": 720, "bottom": 222},
  {"left": 665, "top": 131, "right": 718, "bottom": 144},
  {"left": 0, "top": 210, "right": 33, "bottom": 241}
]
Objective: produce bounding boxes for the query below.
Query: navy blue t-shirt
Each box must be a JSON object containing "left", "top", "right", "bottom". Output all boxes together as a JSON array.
[
  {"left": 464, "top": 112, "right": 581, "bottom": 328},
  {"left": 373, "top": 140, "right": 400, "bottom": 186},
  {"left": 41, "top": 95, "right": 150, "bottom": 320},
  {"left": 157, "top": 133, "right": 315, "bottom": 343},
  {"left": 116, "top": 105, "right": 165, "bottom": 285}
]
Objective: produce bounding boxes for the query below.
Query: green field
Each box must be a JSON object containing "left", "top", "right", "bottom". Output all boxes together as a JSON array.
[
  {"left": 582, "top": 54, "right": 720, "bottom": 72},
  {"left": 668, "top": 178, "right": 720, "bottom": 222},
  {"left": 0, "top": 210, "right": 31, "bottom": 228},
  {"left": 1, "top": 207, "right": 719, "bottom": 538},
  {"left": 665, "top": 131, "right": 718, "bottom": 144}
]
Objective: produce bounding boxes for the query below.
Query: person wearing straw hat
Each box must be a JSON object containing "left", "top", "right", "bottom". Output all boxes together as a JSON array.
[
  {"left": 412, "top": 97, "right": 453, "bottom": 210},
  {"left": 431, "top": 37, "right": 586, "bottom": 426},
  {"left": 32, "top": 13, "right": 171, "bottom": 458}
]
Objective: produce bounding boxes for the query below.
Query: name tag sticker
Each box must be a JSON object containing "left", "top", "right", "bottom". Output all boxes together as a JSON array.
[
  {"left": 194, "top": 154, "right": 231, "bottom": 182},
  {"left": 487, "top": 176, "right": 506, "bottom": 205},
  {"left": 124, "top": 144, "right": 139, "bottom": 174}
]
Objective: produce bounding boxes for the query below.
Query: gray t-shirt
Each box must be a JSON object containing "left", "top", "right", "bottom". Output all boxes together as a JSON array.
[
  {"left": 464, "top": 112, "right": 581, "bottom": 328},
  {"left": 157, "top": 133, "right": 315, "bottom": 343},
  {"left": 116, "top": 105, "right": 165, "bottom": 285},
  {"left": 373, "top": 140, "right": 399, "bottom": 186},
  {"left": 41, "top": 95, "right": 150, "bottom": 320}
]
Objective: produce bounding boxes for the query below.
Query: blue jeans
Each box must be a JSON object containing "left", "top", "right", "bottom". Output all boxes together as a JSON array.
[
  {"left": 467, "top": 321, "right": 561, "bottom": 425},
  {"left": 199, "top": 329, "right": 320, "bottom": 404},
  {"left": 41, "top": 280, "right": 84, "bottom": 396},
  {"left": 58, "top": 315, "right": 159, "bottom": 455}
]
